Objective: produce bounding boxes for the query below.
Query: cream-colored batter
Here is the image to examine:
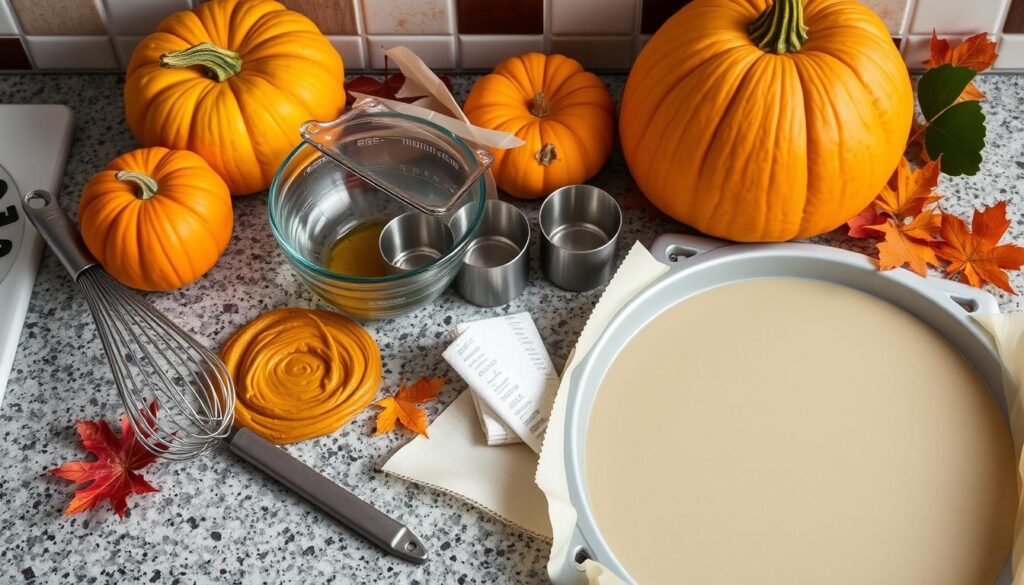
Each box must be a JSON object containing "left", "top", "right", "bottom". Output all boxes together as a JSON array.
[{"left": 585, "top": 278, "right": 1015, "bottom": 584}]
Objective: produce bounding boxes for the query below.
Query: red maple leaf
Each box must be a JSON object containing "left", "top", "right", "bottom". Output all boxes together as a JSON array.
[
  {"left": 50, "top": 400, "right": 161, "bottom": 517},
  {"left": 344, "top": 55, "right": 453, "bottom": 107}
]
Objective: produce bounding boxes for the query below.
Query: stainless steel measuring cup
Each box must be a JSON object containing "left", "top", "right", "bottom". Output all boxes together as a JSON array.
[
  {"left": 539, "top": 185, "right": 621, "bottom": 292},
  {"left": 379, "top": 212, "right": 455, "bottom": 273},
  {"left": 450, "top": 200, "right": 530, "bottom": 307}
]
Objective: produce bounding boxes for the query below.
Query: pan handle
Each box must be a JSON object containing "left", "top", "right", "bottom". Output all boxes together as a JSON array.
[
  {"left": 918, "top": 275, "right": 1000, "bottom": 316},
  {"left": 649, "top": 233, "right": 727, "bottom": 267}
]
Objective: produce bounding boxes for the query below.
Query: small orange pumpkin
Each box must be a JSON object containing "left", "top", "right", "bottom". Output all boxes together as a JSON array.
[
  {"left": 619, "top": 0, "right": 913, "bottom": 242},
  {"left": 463, "top": 53, "right": 616, "bottom": 199},
  {"left": 79, "top": 147, "right": 233, "bottom": 291},
  {"left": 123, "top": 0, "right": 346, "bottom": 196}
]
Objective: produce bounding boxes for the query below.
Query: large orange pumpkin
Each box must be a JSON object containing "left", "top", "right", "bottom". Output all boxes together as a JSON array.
[
  {"left": 79, "top": 147, "right": 233, "bottom": 291},
  {"left": 464, "top": 53, "right": 616, "bottom": 199},
  {"left": 124, "top": 0, "right": 345, "bottom": 196},
  {"left": 620, "top": 0, "right": 913, "bottom": 242}
]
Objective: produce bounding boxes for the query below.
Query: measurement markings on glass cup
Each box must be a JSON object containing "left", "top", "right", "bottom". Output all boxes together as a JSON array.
[{"left": 401, "top": 138, "right": 461, "bottom": 171}]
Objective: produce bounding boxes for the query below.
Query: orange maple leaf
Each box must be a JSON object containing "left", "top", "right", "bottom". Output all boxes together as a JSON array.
[
  {"left": 923, "top": 32, "right": 998, "bottom": 102},
  {"left": 876, "top": 157, "right": 941, "bottom": 220},
  {"left": 934, "top": 201, "right": 1024, "bottom": 294},
  {"left": 374, "top": 377, "right": 444, "bottom": 437},
  {"left": 870, "top": 212, "right": 942, "bottom": 276}
]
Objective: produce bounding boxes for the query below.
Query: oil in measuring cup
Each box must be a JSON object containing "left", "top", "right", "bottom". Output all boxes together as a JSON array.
[{"left": 323, "top": 220, "right": 392, "bottom": 278}]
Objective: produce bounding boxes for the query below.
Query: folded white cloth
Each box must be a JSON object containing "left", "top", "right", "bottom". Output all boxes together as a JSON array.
[{"left": 446, "top": 313, "right": 560, "bottom": 452}]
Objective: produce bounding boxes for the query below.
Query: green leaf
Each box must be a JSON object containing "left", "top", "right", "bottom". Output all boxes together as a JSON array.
[
  {"left": 925, "top": 100, "right": 986, "bottom": 176},
  {"left": 918, "top": 64, "right": 976, "bottom": 120}
]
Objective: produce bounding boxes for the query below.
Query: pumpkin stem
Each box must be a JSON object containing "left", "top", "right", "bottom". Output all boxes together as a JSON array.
[
  {"left": 160, "top": 42, "right": 243, "bottom": 82},
  {"left": 530, "top": 92, "right": 551, "bottom": 117},
  {"left": 115, "top": 170, "right": 159, "bottom": 201},
  {"left": 535, "top": 143, "right": 557, "bottom": 166},
  {"left": 748, "top": 0, "right": 808, "bottom": 54}
]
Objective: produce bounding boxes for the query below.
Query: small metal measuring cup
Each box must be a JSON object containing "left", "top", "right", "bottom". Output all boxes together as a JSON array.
[
  {"left": 450, "top": 200, "right": 530, "bottom": 307},
  {"left": 539, "top": 185, "right": 621, "bottom": 292},
  {"left": 379, "top": 212, "right": 454, "bottom": 273}
]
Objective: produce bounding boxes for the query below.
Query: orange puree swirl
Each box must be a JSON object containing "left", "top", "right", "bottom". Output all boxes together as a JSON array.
[{"left": 220, "top": 308, "right": 382, "bottom": 444}]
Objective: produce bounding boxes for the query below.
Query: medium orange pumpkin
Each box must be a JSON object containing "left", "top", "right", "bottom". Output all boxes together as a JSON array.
[
  {"left": 123, "top": 0, "right": 345, "bottom": 196},
  {"left": 620, "top": 0, "right": 913, "bottom": 242},
  {"left": 463, "top": 53, "right": 616, "bottom": 199},
  {"left": 79, "top": 147, "right": 233, "bottom": 291}
]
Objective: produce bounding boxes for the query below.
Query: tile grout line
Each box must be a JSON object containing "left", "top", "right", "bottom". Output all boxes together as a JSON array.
[{"left": 4, "top": 0, "right": 33, "bottom": 69}]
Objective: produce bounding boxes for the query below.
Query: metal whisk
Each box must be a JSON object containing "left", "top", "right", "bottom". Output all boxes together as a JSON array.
[
  {"left": 23, "top": 189, "right": 427, "bottom": 563},
  {"left": 78, "top": 267, "right": 235, "bottom": 461}
]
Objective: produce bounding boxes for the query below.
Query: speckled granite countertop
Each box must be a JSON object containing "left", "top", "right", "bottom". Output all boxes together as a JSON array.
[{"left": 0, "top": 73, "right": 1022, "bottom": 584}]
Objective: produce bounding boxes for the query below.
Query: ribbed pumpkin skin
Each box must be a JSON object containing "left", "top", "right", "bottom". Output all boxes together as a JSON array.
[
  {"left": 79, "top": 147, "right": 233, "bottom": 291},
  {"left": 464, "top": 53, "right": 616, "bottom": 199},
  {"left": 123, "top": 0, "right": 345, "bottom": 195},
  {"left": 620, "top": 0, "right": 913, "bottom": 242}
]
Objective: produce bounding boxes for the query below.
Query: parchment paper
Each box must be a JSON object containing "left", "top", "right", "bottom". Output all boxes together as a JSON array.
[
  {"left": 535, "top": 242, "right": 669, "bottom": 583},
  {"left": 975, "top": 313, "right": 1024, "bottom": 585}
]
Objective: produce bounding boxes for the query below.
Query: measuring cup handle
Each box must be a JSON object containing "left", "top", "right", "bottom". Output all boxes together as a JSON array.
[{"left": 21, "top": 189, "right": 96, "bottom": 280}]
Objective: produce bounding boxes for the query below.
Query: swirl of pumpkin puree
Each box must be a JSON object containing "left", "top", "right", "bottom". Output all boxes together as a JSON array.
[{"left": 220, "top": 307, "right": 382, "bottom": 444}]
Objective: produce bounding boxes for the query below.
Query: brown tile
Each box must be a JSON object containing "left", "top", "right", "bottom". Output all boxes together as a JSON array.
[
  {"left": 892, "top": 36, "right": 902, "bottom": 48},
  {"left": 283, "top": 0, "right": 357, "bottom": 35},
  {"left": 10, "top": 0, "right": 106, "bottom": 35},
  {"left": 457, "top": 0, "right": 543, "bottom": 34},
  {"left": 640, "top": 0, "right": 693, "bottom": 34},
  {"left": 1005, "top": 0, "right": 1024, "bottom": 33},
  {"left": 0, "top": 37, "right": 31, "bottom": 69}
]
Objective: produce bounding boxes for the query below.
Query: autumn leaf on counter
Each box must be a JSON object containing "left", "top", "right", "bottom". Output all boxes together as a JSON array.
[
  {"left": 876, "top": 158, "right": 941, "bottom": 220},
  {"left": 934, "top": 201, "right": 1024, "bottom": 294},
  {"left": 871, "top": 211, "right": 942, "bottom": 275},
  {"left": 374, "top": 378, "right": 444, "bottom": 437},
  {"left": 50, "top": 400, "right": 160, "bottom": 517},
  {"left": 846, "top": 206, "right": 886, "bottom": 238},
  {"left": 923, "top": 32, "right": 998, "bottom": 101}
]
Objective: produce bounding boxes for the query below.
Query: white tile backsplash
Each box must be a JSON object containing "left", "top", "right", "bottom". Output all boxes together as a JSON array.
[
  {"left": 328, "top": 35, "right": 367, "bottom": 70},
  {"left": 995, "top": 35, "right": 1024, "bottom": 70},
  {"left": 367, "top": 35, "right": 455, "bottom": 69},
  {"left": 458, "top": 34, "right": 544, "bottom": 69},
  {"left": 0, "top": 0, "right": 17, "bottom": 35},
  {"left": 103, "top": 0, "right": 190, "bottom": 35},
  {"left": 909, "top": 0, "right": 1008, "bottom": 34},
  {"left": 114, "top": 35, "right": 143, "bottom": 68},
  {"left": 25, "top": 35, "right": 118, "bottom": 69},
  {"left": 857, "top": 0, "right": 910, "bottom": 33},
  {"left": 551, "top": 0, "right": 637, "bottom": 35},
  {"left": 361, "top": 0, "right": 453, "bottom": 35}
]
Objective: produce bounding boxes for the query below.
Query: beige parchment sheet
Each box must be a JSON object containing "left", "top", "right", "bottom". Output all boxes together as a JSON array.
[
  {"left": 975, "top": 313, "right": 1024, "bottom": 585},
  {"left": 536, "top": 241, "right": 668, "bottom": 584}
]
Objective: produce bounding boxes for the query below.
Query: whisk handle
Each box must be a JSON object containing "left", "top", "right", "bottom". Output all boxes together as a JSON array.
[
  {"left": 21, "top": 189, "right": 96, "bottom": 280},
  {"left": 228, "top": 427, "right": 429, "bottom": 564}
]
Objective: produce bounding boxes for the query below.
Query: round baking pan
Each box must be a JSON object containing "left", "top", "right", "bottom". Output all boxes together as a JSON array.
[{"left": 554, "top": 233, "right": 1016, "bottom": 585}]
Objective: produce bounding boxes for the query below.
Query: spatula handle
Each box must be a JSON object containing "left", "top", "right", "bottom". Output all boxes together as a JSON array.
[{"left": 227, "top": 427, "right": 428, "bottom": 564}]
